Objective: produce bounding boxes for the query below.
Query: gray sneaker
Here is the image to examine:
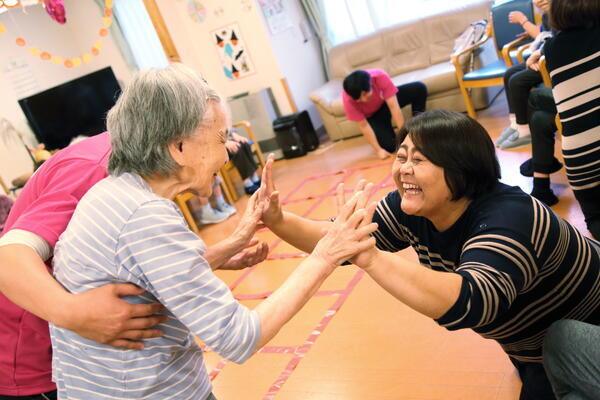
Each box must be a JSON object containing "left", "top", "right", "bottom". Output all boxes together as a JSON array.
[
  {"left": 195, "top": 206, "right": 229, "bottom": 224},
  {"left": 500, "top": 134, "right": 532, "bottom": 150},
  {"left": 495, "top": 127, "right": 518, "bottom": 147}
]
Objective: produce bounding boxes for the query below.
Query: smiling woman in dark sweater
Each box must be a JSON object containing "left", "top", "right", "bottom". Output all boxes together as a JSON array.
[{"left": 258, "top": 110, "right": 600, "bottom": 400}]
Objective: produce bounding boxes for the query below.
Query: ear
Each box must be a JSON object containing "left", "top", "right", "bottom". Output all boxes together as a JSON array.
[{"left": 168, "top": 141, "right": 186, "bottom": 167}]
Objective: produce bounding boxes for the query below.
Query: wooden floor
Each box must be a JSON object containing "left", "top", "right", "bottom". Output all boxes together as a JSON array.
[{"left": 197, "top": 97, "right": 589, "bottom": 400}]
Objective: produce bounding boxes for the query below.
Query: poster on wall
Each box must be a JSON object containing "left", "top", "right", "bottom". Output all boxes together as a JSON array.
[
  {"left": 258, "top": 0, "right": 292, "bottom": 34},
  {"left": 211, "top": 23, "right": 255, "bottom": 80}
]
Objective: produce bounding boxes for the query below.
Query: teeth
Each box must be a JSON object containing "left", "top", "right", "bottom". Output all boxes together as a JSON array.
[{"left": 403, "top": 183, "right": 420, "bottom": 190}]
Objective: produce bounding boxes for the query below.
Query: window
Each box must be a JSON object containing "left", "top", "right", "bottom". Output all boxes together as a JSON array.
[{"left": 323, "top": 0, "right": 477, "bottom": 46}]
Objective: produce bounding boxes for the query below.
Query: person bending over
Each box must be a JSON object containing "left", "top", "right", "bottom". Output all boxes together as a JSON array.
[{"left": 342, "top": 69, "right": 427, "bottom": 159}]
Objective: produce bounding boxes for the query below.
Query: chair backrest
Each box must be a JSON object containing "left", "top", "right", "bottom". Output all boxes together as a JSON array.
[{"left": 491, "top": 0, "right": 534, "bottom": 52}]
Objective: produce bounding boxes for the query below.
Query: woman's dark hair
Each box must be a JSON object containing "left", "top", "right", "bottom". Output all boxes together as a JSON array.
[
  {"left": 343, "top": 70, "right": 371, "bottom": 100},
  {"left": 396, "top": 110, "right": 501, "bottom": 201},
  {"left": 550, "top": 0, "right": 600, "bottom": 31}
]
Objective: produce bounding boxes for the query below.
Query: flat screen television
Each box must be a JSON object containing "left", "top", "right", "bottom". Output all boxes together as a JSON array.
[{"left": 18, "top": 67, "right": 121, "bottom": 150}]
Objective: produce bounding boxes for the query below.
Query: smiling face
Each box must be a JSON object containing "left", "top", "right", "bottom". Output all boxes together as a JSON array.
[
  {"left": 176, "top": 101, "right": 229, "bottom": 197},
  {"left": 392, "top": 135, "right": 454, "bottom": 220}
]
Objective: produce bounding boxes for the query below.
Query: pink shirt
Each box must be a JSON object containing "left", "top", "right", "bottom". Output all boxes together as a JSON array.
[
  {"left": 0, "top": 132, "right": 110, "bottom": 396},
  {"left": 342, "top": 69, "right": 398, "bottom": 122}
]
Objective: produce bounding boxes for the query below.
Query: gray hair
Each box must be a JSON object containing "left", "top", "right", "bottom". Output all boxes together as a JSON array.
[{"left": 107, "top": 64, "right": 221, "bottom": 177}]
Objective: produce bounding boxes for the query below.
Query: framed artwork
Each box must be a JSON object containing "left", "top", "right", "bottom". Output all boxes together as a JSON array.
[
  {"left": 211, "top": 23, "right": 255, "bottom": 80},
  {"left": 258, "top": 0, "right": 292, "bottom": 34}
]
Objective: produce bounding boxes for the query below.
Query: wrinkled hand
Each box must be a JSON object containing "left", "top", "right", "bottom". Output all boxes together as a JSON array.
[
  {"left": 219, "top": 238, "right": 269, "bottom": 270},
  {"left": 68, "top": 283, "right": 167, "bottom": 350},
  {"left": 232, "top": 131, "right": 249, "bottom": 143},
  {"left": 311, "top": 181, "right": 378, "bottom": 269},
  {"left": 526, "top": 49, "right": 542, "bottom": 71},
  {"left": 257, "top": 153, "right": 283, "bottom": 227},
  {"left": 226, "top": 140, "right": 240, "bottom": 153},
  {"left": 231, "top": 188, "right": 266, "bottom": 246},
  {"left": 508, "top": 11, "right": 527, "bottom": 25}
]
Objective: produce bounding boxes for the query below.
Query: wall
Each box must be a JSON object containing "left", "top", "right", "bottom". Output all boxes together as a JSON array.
[
  {"left": 0, "top": 0, "right": 132, "bottom": 187},
  {"left": 259, "top": 0, "right": 326, "bottom": 127},
  {"left": 155, "top": 0, "right": 326, "bottom": 127}
]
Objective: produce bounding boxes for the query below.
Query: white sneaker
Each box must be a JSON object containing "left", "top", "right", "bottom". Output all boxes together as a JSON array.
[
  {"left": 219, "top": 203, "right": 237, "bottom": 218},
  {"left": 195, "top": 206, "right": 229, "bottom": 224}
]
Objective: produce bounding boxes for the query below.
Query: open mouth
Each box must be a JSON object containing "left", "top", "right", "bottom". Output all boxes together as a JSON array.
[{"left": 402, "top": 183, "right": 422, "bottom": 195}]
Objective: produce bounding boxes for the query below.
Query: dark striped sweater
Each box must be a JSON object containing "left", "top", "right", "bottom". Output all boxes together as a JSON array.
[
  {"left": 545, "top": 27, "right": 600, "bottom": 192},
  {"left": 373, "top": 183, "right": 600, "bottom": 363}
]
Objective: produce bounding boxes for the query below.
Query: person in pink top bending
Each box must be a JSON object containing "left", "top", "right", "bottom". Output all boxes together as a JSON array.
[{"left": 342, "top": 69, "right": 427, "bottom": 159}]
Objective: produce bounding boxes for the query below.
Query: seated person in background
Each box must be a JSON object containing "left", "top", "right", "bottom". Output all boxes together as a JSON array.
[
  {"left": 521, "top": 86, "right": 563, "bottom": 206},
  {"left": 50, "top": 64, "right": 377, "bottom": 399},
  {"left": 342, "top": 69, "right": 427, "bottom": 159},
  {"left": 497, "top": 0, "right": 553, "bottom": 149},
  {"left": 258, "top": 110, "right": 600, "bottom": 400},
  {"left": 227, "top": 128, "right": 261, "bottom": 195}
]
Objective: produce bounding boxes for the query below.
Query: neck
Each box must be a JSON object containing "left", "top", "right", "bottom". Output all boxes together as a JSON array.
[
  {"left": 429, "top": 197, "right": 472, "bottom": 232},
  {"left": 142, "top": 173, "right": 189, "bottom": 200}
]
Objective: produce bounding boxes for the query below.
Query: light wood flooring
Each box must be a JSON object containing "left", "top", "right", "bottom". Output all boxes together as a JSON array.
[{"left": 197, "top": 96, "right": 589, "bottom": 400}]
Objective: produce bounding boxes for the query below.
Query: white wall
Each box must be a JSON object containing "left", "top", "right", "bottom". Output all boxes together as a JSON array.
[
  {"left": 0, "top": 0, "right": 132, "bottom": 187},
  {"left": 259, "top": 0, "right": 326, "bottom": 128}
]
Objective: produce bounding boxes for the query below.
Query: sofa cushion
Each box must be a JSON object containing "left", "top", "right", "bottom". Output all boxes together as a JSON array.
[
  {"left": 391, "top": 61, "right": 459, "bottom": 95},
  {"left": 383, "top": 22, "right": 430, "bottom": 77}
]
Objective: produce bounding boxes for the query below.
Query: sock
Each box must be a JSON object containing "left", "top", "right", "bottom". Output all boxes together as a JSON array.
[
  {"left": 516, "top": 124, "right": 530, "bottom": 138},
  {"left": 531, "top": 177, "right": 558, "bottom": 206},
  {"left": 533, "top": 177, "right": 551, "bottom": 192},
  {"left": 509, "top": 113, "right": 517, "bottom": 130},
  {"left": 214, "top": 196, "right": 228, "bottom": 210},
  {"left": 251, "top": 172, "right": 260, "bottom": 184},
  {"left": 244, "top": 179, "right": 254, "bottom": 188}
]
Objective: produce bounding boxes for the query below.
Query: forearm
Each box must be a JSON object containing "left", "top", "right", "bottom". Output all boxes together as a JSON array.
[
  {"left": 267, "top": 211, "right": 330, "bottom": 253},
  {"left": 390, "top": 107, "right": 404, "bottom": 131},
  {"left": 0, "top": 244, "right": 73, "bottom": 325},
  {"left": 522, "top": 20, "right": 540, "bottom": 37},
  {"left": 204, "top": 236, "right": 246, "bottom": 270},
  {"left": 358, "top": 121, "right": 383, "bottom": 152},
  {"left": 364, "top": 250, "right": 462, "bottom": 319},
  {"left": 254, "top": 255, "right": 330, "bottom": 348}
]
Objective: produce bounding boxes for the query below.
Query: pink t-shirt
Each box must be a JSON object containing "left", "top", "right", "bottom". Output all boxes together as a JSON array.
[
  {"left": 342, "top": 69, "right": 398, "bottom": 122},
  {"left": 0, "top": 132, "right": 110, "bottom": 396}
]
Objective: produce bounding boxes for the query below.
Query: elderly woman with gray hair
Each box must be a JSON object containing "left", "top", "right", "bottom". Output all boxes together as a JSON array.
[{"left": 49, "top": 64, "right": 377, "bottom": 400}]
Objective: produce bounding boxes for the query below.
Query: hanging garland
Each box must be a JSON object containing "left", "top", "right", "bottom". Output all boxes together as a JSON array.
[{"left": 0, "top": 0, "right": 114, "bottom": 69}]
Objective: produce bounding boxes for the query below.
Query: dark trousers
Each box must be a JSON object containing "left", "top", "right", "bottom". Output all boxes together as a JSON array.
[
  {"left": 510, "top": 358, "right": 557, "bottom": 400},
  {"left": 0, "top": 391, "right": 56, "bottom": 400},
  {"left": 529, "top": 87, "right": 559, "bottom": 173},
  {"left": 504, "top": 63, "right": 543, "bottom": 124},
  {"left": 228, "top": 141, "right": 257, "bottom": 181},
  {"left": 367, "top": 81, "right": 428, "bottom": 153}
]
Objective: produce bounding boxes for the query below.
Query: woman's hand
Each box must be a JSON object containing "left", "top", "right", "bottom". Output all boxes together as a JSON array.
[
  {"left": 526, "top": 49, "right": 542, "bottom": 71},
  {"left": 258, "top": 154, "right": 283, "bottom": 227},
  {"left": 218, "top": 238, "right": 269, "bottom": 270},
  {"left": 231, "top": 131, "right": 249, "bottom": 143},
  {"left": 311, "top": 182, "right": 378, "bottom": 270},
  {"left": 508, "top": 11, "right": 527, "bottom": 25}
]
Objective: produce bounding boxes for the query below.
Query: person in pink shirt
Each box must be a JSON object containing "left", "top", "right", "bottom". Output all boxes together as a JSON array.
[
  {"left": 0, "top": 130, "right": 268, "bottom": 399},
  {"left": 342, "top": 69, "right": 427, "bottom": 159}
]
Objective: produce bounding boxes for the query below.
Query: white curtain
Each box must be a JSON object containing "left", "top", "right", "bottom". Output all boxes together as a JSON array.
[{"left": 323, "top": 0, "right": 475, "bottom": 46}]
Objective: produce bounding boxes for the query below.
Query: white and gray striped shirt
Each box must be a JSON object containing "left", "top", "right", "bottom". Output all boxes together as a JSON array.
[{"left": 50, "top": 173, "right": 260, "bottom": 399}]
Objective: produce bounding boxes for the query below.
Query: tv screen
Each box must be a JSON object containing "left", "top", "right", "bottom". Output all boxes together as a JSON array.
[{"left": 18, "top": 67, "right": 121, "bottom": 150}]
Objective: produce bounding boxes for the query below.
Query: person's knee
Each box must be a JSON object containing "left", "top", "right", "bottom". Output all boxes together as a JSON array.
[
  {"left": 416, "top": 81, "right": 428, "bottom": 97},
  {"left": 544, "top": 320, "right": 578, "bottom": 364}
]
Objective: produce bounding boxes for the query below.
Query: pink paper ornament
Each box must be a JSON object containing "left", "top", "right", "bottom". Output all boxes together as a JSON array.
[{"left": 43, "top": 0, "right": 66, "bottom": 24}]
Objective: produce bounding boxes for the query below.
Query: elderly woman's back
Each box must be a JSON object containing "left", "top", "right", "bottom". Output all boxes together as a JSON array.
[{"left": 51, "top": 172, "right": 258, "bottom": 399}]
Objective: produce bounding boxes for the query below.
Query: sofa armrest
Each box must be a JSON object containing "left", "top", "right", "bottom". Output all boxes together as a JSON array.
[{"left": 309, "top": 79, "right": 345, "bottom": 116}]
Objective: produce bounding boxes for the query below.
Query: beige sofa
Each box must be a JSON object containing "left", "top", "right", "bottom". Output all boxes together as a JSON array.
[{"left": 310, "top": 0, "right": 496, "bottom": 141}]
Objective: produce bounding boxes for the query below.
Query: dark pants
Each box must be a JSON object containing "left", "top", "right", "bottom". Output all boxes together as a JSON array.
[
  {"left": 504, "top": 63, "right": 543, "bottom": 124},
  {"left": 544, "top": 320, "right": 600, "bottom": 399},
  {"left": 367, "top": 81, "right": 428, "bottom": 153},
  {"left": 529, "top": 87, "right": 559, "bottom": 173},
  {"left": 0, "top": 391, "right": 56, "bottom": 400},
  {"left": 228, "top": 141, "right": 257, "bottom": 181},
  {"left": 510, "top": 358, "right": 557, "bottom": 400}
]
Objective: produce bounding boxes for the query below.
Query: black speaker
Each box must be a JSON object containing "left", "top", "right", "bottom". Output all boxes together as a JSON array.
[
  {"left": 273, "top": 118, "right": 306, "bottom": 159},
  {"left": 272, "top": 111, "right": 319, "bottom": 155}
]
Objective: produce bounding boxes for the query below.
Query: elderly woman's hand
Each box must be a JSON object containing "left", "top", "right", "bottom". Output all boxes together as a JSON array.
[
  {"left": 218, "top": 238, "right": 269, "bottom": 270},
  {"left": 225, "top": 140, "right": 240, "bottom": 153},
  {"left": 311, "top": 183, "right": 378, "bottom": 269},
  {"left": 526, "top": 49, "right": 543, "bottom": 71},
  {"left": 508, "top": 11, "right": 528, "bottom": 25}
]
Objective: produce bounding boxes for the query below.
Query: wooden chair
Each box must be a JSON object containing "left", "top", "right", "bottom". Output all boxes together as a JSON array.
[
  {"left": 219, "top": 120, "right": 266, "bottom": 202},
  {"left": 173, "top": 192, "right": 201, "bottom": 235},
  {"left": 452, "top": 0, "right": 535, "bottom": 118}
]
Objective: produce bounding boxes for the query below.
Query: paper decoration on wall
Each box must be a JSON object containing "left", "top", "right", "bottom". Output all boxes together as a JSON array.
[
  {"left": 43, "top": 0, "right": 66, "bottom": 24},
  {"left": 186, "top": 0, "right": 206, "bottom": 23},
  {"left": 0, "top": 0, "right": 20, "bottom": 10},
  {"left": 213, "top": 6, "right": 224, "bottom": 17},
  {"left": 2, "top": 0, "right": 113, "bottom": 68},
  {"left": 240, "top": 0, "right": 252, "bottom": 12},
  {"left": 212, "top": 23, "right": 255, "bottom": 80},
  {"left": 259, "top": 0, "right": 292, "bottom": 34}
]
